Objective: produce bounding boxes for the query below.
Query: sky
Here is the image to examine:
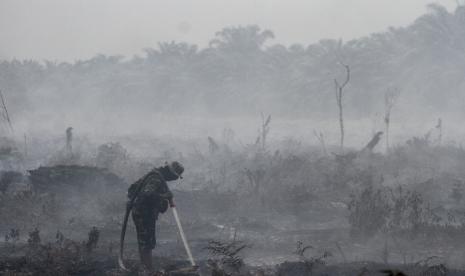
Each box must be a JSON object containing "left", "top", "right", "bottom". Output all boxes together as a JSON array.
[{"left": 0, "top": 0, "right": 458, "bottom": 61}]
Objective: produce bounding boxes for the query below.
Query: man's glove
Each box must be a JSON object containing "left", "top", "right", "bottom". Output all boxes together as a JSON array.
[
  {"left": 160, "top": 191, "right": 173, "bottom": 200},
  {"left": 158, "top": 199, "right": 169, "bottom": 213}
]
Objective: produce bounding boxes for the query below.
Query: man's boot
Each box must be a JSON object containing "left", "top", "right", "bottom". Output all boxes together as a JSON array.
[{"left": 140, "top": 248, "right": 153, "bottom": 270}]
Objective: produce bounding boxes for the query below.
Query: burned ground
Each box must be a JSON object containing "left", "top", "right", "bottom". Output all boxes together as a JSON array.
[{"left": 0, "top": 131, "right": 465, "bottom": 275}]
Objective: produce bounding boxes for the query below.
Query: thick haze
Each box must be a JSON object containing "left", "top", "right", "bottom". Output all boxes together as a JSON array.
[
  {"left": 0, "top": 0, "right": 457, "bottom": 61},
  {"left": 1, "top": 0, "right": 465, "bottom": 148}
]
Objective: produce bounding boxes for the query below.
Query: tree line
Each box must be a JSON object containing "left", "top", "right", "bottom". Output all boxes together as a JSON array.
[{"left": 0, "top": 4, "right": 464, "bottom": 119}]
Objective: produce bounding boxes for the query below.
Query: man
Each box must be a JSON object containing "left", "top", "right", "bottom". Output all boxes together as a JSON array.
[{"left": 128, "top": 161, "right": 184, "bottom": 270}]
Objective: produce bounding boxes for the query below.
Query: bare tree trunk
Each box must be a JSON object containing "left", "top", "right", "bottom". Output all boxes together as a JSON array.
[
  {"left": 24, "top": 134, "right": 28, "bottom": 158},
  {"left": 334, "top": 64, "right": 350, "bottom": 151},
  {"left": 66, "top": 127, "right": 73, "bottom": 158},
  {"left": 259, "top": 113, "right": 271, "bottom": 151},
  {"left": 436, "top": 118, "right": 442, "bottom": 145},
  {"left": 0, "top": 90, "right": 14, "bottom": 133},
  {"left": 313, "top": 130, "right": 328, "bottom": 156},
  {"left": 384, "top": 88, "right": 399, "bottom": 152},
  {"left": 385, "top": 118, "right": 390, "bottom": 151},
  {"left": 337, "top": 91, "right": 344, "bottom": 149}
]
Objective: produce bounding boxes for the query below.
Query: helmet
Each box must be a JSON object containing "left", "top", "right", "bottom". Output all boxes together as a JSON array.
[{"left": 167, "top": 161, "right": 184, "bottom": 179}]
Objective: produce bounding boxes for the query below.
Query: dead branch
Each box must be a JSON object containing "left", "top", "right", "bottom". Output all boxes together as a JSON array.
[{"left": 363, "top": 131, "right": 384, "bottom": 152}]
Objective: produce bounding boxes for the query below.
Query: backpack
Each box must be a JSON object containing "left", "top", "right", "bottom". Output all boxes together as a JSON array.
[{"left": 127, "top": 179, "right": 142, "bottom": 200}]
